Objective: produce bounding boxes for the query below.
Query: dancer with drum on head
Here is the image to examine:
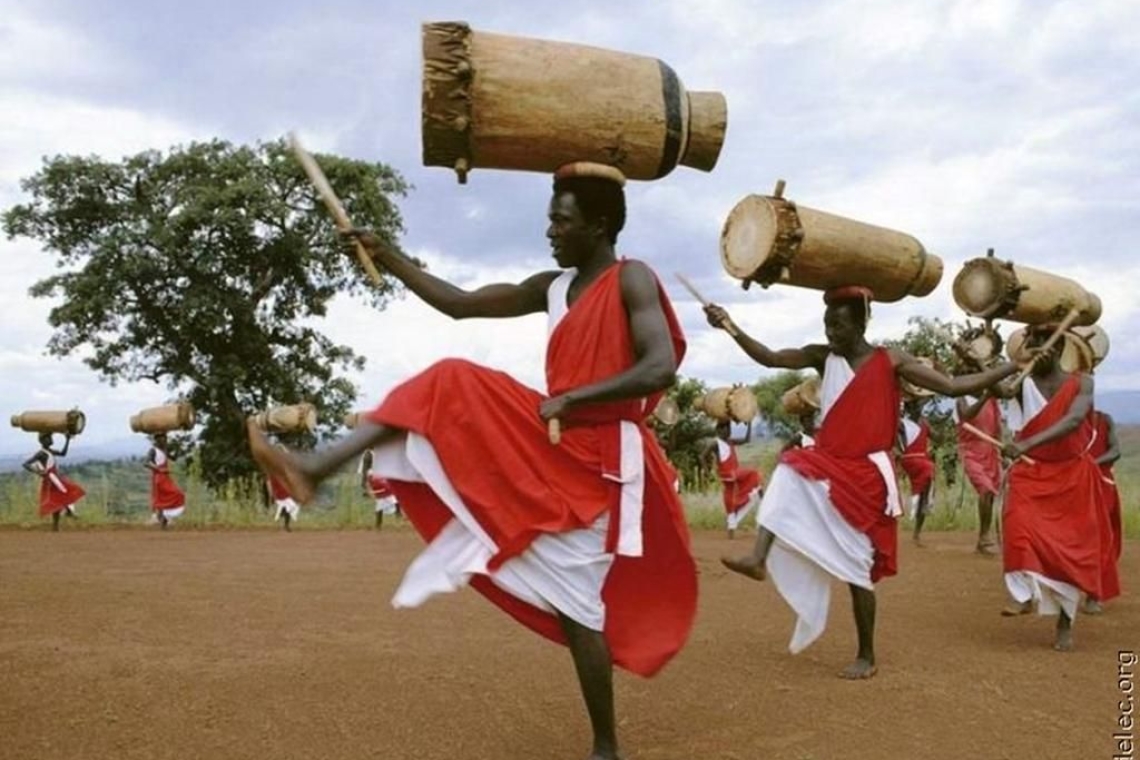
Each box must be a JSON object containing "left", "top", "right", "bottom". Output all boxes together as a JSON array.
[
  {"left": 23, "top": 432, "right": 85, "bottom": 531},
  {"left": 898, "top": 394, "right": 937, "bottom": 547},
  {"left": 145, "top": 433, "right": 186, "bottom": 529}
]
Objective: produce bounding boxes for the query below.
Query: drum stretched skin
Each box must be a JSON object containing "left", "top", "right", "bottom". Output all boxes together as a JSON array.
[
  {"left": 11, "top": 410, "right": 86, "bottom": 436},
  {"left": 953, "top": 256, "right": 1101, "bottom": 325},
  {"left": 700, "top": 386, "right": 758, "bottom": 423},
  {"left": 422, "top": 22, "right": 727, "bottom": 183},
  {"left": 130, "top": 403, "right": 195, "bottom": 434},
  {"left": 781, "top": 377, "right": 821, "bottom": 416},
  {"left": 720, "top": 189, "right": 942, "bottom": 301}
]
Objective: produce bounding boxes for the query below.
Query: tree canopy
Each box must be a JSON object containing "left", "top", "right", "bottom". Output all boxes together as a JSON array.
[{"left": 3, "top": 138, "right": 410, "bottom": 489}]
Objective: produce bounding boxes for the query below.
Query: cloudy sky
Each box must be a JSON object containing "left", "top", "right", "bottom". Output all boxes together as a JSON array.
[{"left": 1, "top": 0, "right": 1137, "bottom": 456}]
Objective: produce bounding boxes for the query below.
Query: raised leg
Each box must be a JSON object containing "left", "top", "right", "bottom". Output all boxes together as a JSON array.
[
  {"left": 721, "top": 527, "right": 775, "bottom": 581},
  {"left": 558, "top": 613, "right": 621, "bottom": 760},
  {"left": 839, "top": 584, "right": 877, "bottom": 679}
]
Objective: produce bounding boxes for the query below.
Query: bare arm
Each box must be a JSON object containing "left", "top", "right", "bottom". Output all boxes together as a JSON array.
[
  {"left": 144, "top": 447, "right": 159, "bottom": 473},
  {"left": 1097, "top": 413, "right": 1121, "bottom": 466},
  {"left": 893, "top": 349, "right": 1018, "bottom": 397},
  {"left": 956, "top": 394, "right": 991, "bottom": 421},
  {"left": 360, "top": 450, "right": 373, "bottom": 494},
  {"left": 22, "top": 451, "right": 47, "bottom": 474},
  {"left": 54, "top": 436, "right": 71, "bottom": 458},
  {"left": 541, "top": 262, "right": 676, "bottom": 417},
  {"left": 1011, "top": 375, "right": 1096, "bottom": 456},
  {"left": 704, "top": 303, "right": 827, "bottom": 371},
  {"left": 345, "top": 229, "right": 556, "bottom": 319}
]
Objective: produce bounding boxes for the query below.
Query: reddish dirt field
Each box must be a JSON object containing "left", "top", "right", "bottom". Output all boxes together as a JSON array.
[{"left": 0, "top": 527, "right": 1134, "bottom": 760}]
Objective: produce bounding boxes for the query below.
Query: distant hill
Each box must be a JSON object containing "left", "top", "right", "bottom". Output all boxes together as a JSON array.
[{"left": 0, "top": 436, "right": 145, "bottom": 473}]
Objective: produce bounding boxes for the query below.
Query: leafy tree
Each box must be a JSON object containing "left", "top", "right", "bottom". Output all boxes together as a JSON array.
[
  {"left": 3, "top": 138, "right": 409, "bottom": 490},
  {"left": 752, "top": 370, "right": 812, "bottom": 440},
  {"left": 650, "top": 376, "right": 716, "bottom": 491}
]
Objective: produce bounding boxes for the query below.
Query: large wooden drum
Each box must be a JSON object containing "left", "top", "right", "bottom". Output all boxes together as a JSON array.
[
  {"left": 1005, "top": 328, "right": 1094, "bottom": 373},
  {"left": 652, "top": 397, "right": 680, "bottom": 426},
  {"left": 130, "top": 403, "right": 195, "bottom": 434},
  {"left": 11, "top": 409, "right": 86, "bottom": 436},
  {"left": 952, "top": 256, "right": 1101, "bottom": 325},
  {"left": 720, "top": 185, "right": 942, "bottom": 301},
  {"left": 781, "top": 377, "right": 821, "bottom": 416},
  {"left": 422, "top": 22, "right": 727, "bottom": 183},
  {"left": 251, "top": 403, "right": 317, "bottom": 434},
  {"left": 699, "top": 386, "right": 758, "bottom": 423},
  {"left": 1070, "top": 325, "right": 1109, "bottom": 368}
]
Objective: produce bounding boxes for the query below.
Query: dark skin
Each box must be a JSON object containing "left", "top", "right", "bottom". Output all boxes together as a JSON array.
[
  {"left": 999, "top": 333, "right": 1096, "bottom": 649},
  {"left": 248, "top": 188, "right": 679, "bottom": 760},
  {"left": 24, "top": 433, "right": 75, "bottom": 531},
  {"left": 705, "top": 300, "right": 1021, "bottom": 679},
  {"left": 703, "top": 421, "right": 755, "bottom": 539},
  {"left": 360, "top": 449, "right": 386, "bottom": 530},
  {"left": 954, "top": 373, "right": 1001, "bottom": 554}
]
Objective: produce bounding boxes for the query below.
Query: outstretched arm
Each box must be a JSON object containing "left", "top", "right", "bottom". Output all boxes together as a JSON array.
[
  {"left": 1096, "top": 412, "right": 1121, "bottom": 466},
  {"left": 345, "top": 229, "right": 557, "bottom": 319},
  {"left": 1006, "top": 375, "right": 1096, "bottom": 459},
  {"left": 894, "top": 349, "right": 1018, "bottom": 397},
  {"left": 704, "top": 303, "right": 827, "bottom": 371},
  {"left": 540, "top": 262, "right": 676, "bottom": 419}
]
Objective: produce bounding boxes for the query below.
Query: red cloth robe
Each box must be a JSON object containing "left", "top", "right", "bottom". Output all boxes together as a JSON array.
[
  {"left": 1003, "top": 376, "right": 1110, "bottom": 599},
  {"left": 716, "top": 442, "right": 763, "bottom": 512},
  {"left": 365, "top": 261, "right": 696, "bottom": 677},
  {"left": 150, "top": 452, "right": 185, "bottom": 511},
  {"left": 268, "top": 474, "right": 292, "bottom": 502},
  {"left": 1090, "top": 410, "right": 1123, "bottom": 588},
  {"left": 956, "top": 397, "right": 1002, "bottom": 496},
  {"left": 39, "top": 463, "right": 86, "bottom": 516},
  {"left": 899, "top": 420, "right": 935, "bottom": 495},
  {"left": 780, "top": 349, "right": 900, "bottom": 582},
  {"left": 367, "top": 474, "right": 393, "bottom": 499}
]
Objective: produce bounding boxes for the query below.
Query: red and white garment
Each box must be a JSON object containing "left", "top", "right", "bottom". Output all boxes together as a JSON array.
[
  {"left": 899, "top": 418, "right": 935, "bottom": 516},
  {"left": 36, "top": 450, "right": 86, "bottom": 517},
  {"left": 269, "top": 473, "right": 299, "bottom": 521},
  {"left": 953, "top": 396, "right": 1003, "bottom": 497},
  {"left": 715, "top": 440, "right": 762, "bottom": 530},
  {"left": 1003, "top": 376, "right": 1108, "bottom": 618},
  {"left": 758, "top": 350, "right": 901, "bottom": 653},
  {"left": 361, "top": 454, "right": 398, "bottom": 515},
  {"left": 365, "top": 262, "right": 696, "bottom": 677},
  {"left": 150, "top": 449, "right": 186, "bottom": 521}
]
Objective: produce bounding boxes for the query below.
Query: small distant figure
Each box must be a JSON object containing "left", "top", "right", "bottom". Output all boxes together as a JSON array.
[
  {"left": 361, "top": 449, "right": 399, "bottom": 529},
  {"left": 145, "top": 433, "right": 186, "bottom": 529},
  {"left": 782, "top": 411, "right": 819, "bottom": 452},
  {"left": 705, "top": 420, "right": 764, "bottom": 540},
  {"left": 23, "top": 432, "right": 85, "bottom": 531},
  {"left": 898, "top": 400, "right": 936, "bottom": 547},
  {"left": 268, "top": 463, "right": 300, "bottom": 531}
]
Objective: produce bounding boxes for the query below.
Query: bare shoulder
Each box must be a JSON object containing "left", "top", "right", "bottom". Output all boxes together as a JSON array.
[
  {"left": 618, "top": 260, "right": 663, "bottom": 303},
  {"left": 1078, "top": 372, "right": 1095, "bottom": 394},
  {"left": 885, "top": 346, "right": 912, "bottom": 367}
]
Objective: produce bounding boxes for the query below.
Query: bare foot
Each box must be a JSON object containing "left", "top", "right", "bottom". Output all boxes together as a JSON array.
[
  {"left": 1053, "top": 628, "right": 1074, "bottom": 652},
  {"left": 721, "top": 555, "right": 766, "bottom": 581},
  {"left": 975, "top": 538, "right": 997, "bottom": 556},
  {"left": 247, "top": 420, "right": 317, "bottom": 504},
  {"left": 1082, "top": 598, "right": 1103, "bottom": 615},
  {"left": 839, "top": 658, "right": 877, "bottom": 679},
  {"left": 1000, "top": 600, "right": 1032, "bottom": 617}
]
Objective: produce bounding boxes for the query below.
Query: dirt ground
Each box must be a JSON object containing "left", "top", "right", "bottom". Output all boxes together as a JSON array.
[{"left": 0, "top": 527, "right": 1134, "bottom": 760}]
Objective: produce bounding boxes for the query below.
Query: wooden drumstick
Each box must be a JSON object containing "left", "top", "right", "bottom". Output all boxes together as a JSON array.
[
  {"left": 288, "top": 132, "right": 385, "bottom": 287},
  {"left": 548, "top": 418, "right": 561, "bottom": 445},
  {"left": 674, "top": 273, "right": 740, "bottom": 337},
  {"left": 962, "top": 421, "right": 1036, "bottom": 465},
  {"left": 1011, "top": 307, "right": 1081, "bottom": 386}
]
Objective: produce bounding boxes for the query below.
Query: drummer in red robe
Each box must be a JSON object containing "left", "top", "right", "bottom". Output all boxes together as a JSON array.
[
  {"left": 360, "top": 448, "right": 399, "bottom": 529},
  {"left": 705, "top": 420, "right": 764, "bottom": 539},
  {"left": 1085, "top": 410, "right": 1122, "bottom": 614},
  {"left": 953, "top": 370, "right": 1004, "bottom": 555},
  {"left": 145, "top": 433, "right": 186, "bottom": 529},
  {"left": 248, "top": 164, "right": 695, "bottom": 760},
  {"left": 999, "top": 324, "right": 1112, "bottom": 650},
  {"left": 23, "top": 432, "right": 86, "bottom": 532},
  {"left": 898, "top": 398, "right": 937, "bottom": 547},
  {"left": 706, "top": 287, "right": 1018, "bottom": 679}
]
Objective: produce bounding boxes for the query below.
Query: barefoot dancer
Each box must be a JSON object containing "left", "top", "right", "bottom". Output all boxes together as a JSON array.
[
  {"left": 360, "top": 448, "right": 399, "bottom": 529},
  {"left": 23, "top": 432, "right": 85, "bottom": 531},
  {"left": 146, "top": 433, "right": 186, "bottom": 529},
  {"left": 705, "top": 287, "right": 1017, "bottom": 679},
  {"left": 954, "top": 382, "right": 1004, "bottom": 555},
  {"left": 899, "top": 399, "right": 936, "bottom": 546},
  {"left": 704, "top": 420, "right": 763, "bottom": 539},
  {"left": 1084, "top": 410, "right": 1122, "bottom": 614},
  {"left": 248, "top": 167, "right": 696, "bottom": 760},
  {"left": 999, "top": 325, "right": 1112, "bottom": 650}
]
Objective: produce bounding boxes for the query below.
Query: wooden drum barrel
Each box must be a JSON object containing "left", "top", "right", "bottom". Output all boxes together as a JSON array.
[
  {"left": 781, "top": 377, "right": 821, "bottom": 416},
  {"left": 1070, "top": 325, "right": 1109, "bottom": 369},
  {"left": 130, "top": 403, "right": 195, "bottom": 434},
  {"left": 652, "top": 397, "right": 680, "bottom": 426},
  {"left": 251, "top": 403, "right": 317, "bottom": 434},
  {"left": 422, "top": 22, "right": 728, "bottom": 183},
  {"left": 952, "top": 256, "right": 1101, "bottom": 325},
  {"left": 10, "top": 409, "right": 86, "bottom": 436},
  {"left": 700, "top": 386, "right": 757, "bottom": 423},
  {"left": 720, "top": 184, "right": 943, "bottom": 301}
]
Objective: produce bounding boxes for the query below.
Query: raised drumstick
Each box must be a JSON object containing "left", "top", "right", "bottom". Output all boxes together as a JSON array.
[
  {"left": 288, "top": 132, "right": 385, "bottom": 287},
  {"left": 674, "top": 272, "right": 740, "bottom": 337},
  {"left": 962, "top": 421, "right": 1036, "bottom": 465}
]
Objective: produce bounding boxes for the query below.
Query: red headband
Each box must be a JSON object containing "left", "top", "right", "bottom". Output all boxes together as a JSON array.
[{"left": 823, "top": 285, "right": 874, "bottom": 304}]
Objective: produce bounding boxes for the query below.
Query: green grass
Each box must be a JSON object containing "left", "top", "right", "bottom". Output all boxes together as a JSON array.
[{"left": 2, "top": 432, "right": 1138, "bottom": 538}]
